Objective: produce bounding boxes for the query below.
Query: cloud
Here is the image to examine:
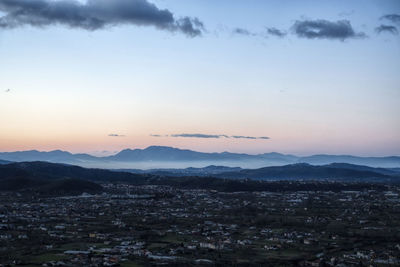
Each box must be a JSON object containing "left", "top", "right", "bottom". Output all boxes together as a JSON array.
[
  {"left": 232, "top": 135, "right": 269, "bottom": 140},
  {"left": 381, "top": 14, "right": 400, "bottom": 24},
  {"left": 151, "top": 133, "right": 270, "bottom": 140},
  {"left": 108, "top": 133, "right": 125, "bottom": 137},
  {"left": 0, "top": 0, "right": 204, "bottom": 37},
  {"left": 150, "top": 134, "right": 170, "bottom": 137},
  {"left": 292, "top": 19, "right": 365, "bottom": 40},
  {"left": 171, "top": 133, "right": 225, "bottom": 139},
  {"left": 5, "top": 89, "right": 10, "bottom": 93},
  {"left": 375, "top": 24, "right": 398, "bottom": 35},
  {"left": 266, "top": 27, "right": 286, "bottom": 37},
  {"left": 231, "top": 135, "right": 256, "bottom": 140},
  {"left": 232, "top": 27, "right": 255, "bottom": 36}
]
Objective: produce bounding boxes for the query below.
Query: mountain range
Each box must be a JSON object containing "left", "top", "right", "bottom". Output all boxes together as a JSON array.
[{"left": 0, "top": 146, "right": 399, "bottom": 168}]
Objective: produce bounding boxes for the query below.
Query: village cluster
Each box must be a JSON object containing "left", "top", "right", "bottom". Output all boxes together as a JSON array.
[{"left": 0, "top": 184, "right": 400, "bottom": 266}]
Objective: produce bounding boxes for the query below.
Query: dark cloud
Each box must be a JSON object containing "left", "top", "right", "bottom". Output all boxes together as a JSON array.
[
  {"left": 381, "top": 14, "right": 400, "bottom": 24},
  {"left": 175, "top": 17, "right": 204, "bottom": 37},
  {"left": 5, "top": 89, "right": 10, "bottom": 93},
  {"left": 375, "top": 24, "right": 398, "bottom": 35},
  {"left": 266, "top": 27, "right": 286, "bottom": 37},
  {"left": 232, "top": 27, "right": 255, "bottom": 36},
  {"left": 0, "top": 0, "right": 204, "bottom": 37},
  {"left": 108, "top": 133, "right": 125, "bottom": 137},
  {"left": 292, "top": 19, "right": 365, "bottom": 40},
  {"left": 231, "top": 135, "right": 256, "bottom": 140}
]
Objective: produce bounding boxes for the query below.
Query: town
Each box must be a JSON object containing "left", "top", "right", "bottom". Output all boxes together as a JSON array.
[{"left": 1, "top": 183, "right": 399, "bottom": 266}]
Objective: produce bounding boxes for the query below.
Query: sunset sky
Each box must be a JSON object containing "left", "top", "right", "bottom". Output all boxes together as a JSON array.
[{"left": 1, "top": 0, "right": 399, "bottom": 156}]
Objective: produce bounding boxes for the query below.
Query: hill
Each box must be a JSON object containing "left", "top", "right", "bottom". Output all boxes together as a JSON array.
[
  {"left": 0, "top": 159, "right": 11, "bottom": 164},
  {"left": 0, "top": 176, "right": 102, "bottom": 195},
  {"left": 299, "top": 155, "right": 400, "bottom": 168},
  {"left": 0, "top": 161, "right": 145, "bottom": 195},
  {"left": 0, "top": 161, "right": 147, "bottom": 182},
  {"left": 216, "top": 163, "right": 398, "bottom": 183},
  {"left": 119, "top": 163, "right": 399, "bottom": 183}
]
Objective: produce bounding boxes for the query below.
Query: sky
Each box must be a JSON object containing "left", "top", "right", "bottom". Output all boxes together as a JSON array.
[{"left": 0, "top": 0, "right": 399, "bottom": 156}]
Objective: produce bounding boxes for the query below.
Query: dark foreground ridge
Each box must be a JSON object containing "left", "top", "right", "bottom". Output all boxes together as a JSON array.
[{"left": 0, "top": 161, "right": 399, "bottom": 195}]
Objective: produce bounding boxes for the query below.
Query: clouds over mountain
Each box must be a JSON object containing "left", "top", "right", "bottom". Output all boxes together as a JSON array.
[
  {"left": 0, "top": 0, "right": 204, "bottom": 37},
  {"left": 292, "top": 19, "right": 365, "bottom": 40}
]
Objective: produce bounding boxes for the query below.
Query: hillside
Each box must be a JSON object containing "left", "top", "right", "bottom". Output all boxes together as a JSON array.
[
  {"left": 0, "top": 176, "right": 102, "bottom": 195},
  {"left": 120, "top": 163, "right": 399, "bottom": 183},
  {"left": 216, "top": 163, "right": 398, "bottom": 182},
  {"left": 0, "top": 161, "right": 146, "bottom": 195},
  {"left": 0, "top": 159, "right": 11, "bottom": 165},
  {"left": 0, "top": 161, "right": 147, "bottom": 182}
]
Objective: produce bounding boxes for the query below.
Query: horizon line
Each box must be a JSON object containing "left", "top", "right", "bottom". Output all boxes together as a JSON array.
[{"left": 0, "top": 146, "right": 399, "bottom": 158}]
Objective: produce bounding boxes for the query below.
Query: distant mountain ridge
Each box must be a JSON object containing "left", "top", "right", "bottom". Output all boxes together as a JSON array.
[
  {"left": 106, "top": 146, "right": 261, "bottom": 161},
  {"left": 0, "top": 150, "right": 97, "bottom": 163},
  {"left": 0, "top": 146, "right": 399, "bottom": 168}
]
